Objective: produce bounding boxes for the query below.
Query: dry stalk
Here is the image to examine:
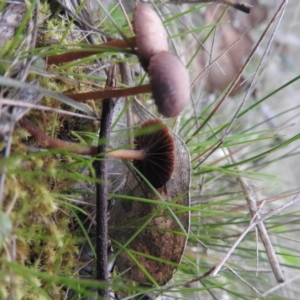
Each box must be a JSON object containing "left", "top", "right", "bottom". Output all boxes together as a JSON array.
[
  {"left": 238, "top": 174, "right": 284, "bottom": 283},
  {"left": 94, "top": 66, "right": 116, "bottom": 299},
  {"left": 211, "top": 192, "right": 300, "bottom": 277}
]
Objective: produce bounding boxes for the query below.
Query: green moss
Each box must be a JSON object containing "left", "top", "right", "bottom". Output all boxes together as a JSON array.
[
  {"left": 1, "top": 0, "right": 121, "bottom": 298},
  {"left": 0, "top": 124, "right": 84, "bottom": 298}
]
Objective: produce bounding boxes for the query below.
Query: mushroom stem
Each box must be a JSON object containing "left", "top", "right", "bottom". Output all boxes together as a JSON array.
[
  {"left": 107, "top": 149, "right": 146, "bottom": 160},
  {"left": 19, "top": 118, "right": 96, "bottom": 155},
  {"left": 46, "top": 37, "right": 136, "bottom": 65},
  {"left": 20, "top": 118, "right": 174, "bottom": 188},
  {"left": 19, "top": 118, "right": 148, "bottom": 160},
  {"left": 64, "top": 84, "right": 151, "bottom": 102}
]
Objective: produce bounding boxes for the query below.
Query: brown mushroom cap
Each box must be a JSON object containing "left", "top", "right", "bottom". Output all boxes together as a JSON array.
[
  {"left": 148, "top": 51, "right": 190, "bottom": 118},
  {"left": 134, "top": 3, "right": 168, "bottom": 71},
  {"left": 133, "top": 119, "right": 175, "bottom": 188}
]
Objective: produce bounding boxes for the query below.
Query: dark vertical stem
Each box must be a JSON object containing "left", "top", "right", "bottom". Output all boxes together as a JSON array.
[{"left": 94, "top": 67, "right": 115, "bottom": 299}]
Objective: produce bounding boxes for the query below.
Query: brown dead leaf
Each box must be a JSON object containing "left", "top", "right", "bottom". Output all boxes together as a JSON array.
[
  {"left": 198, "top": 1, "right": 268, "bottom": 95},
  {"left": 107, "top": 99, "right": 190, "bottom": 286}
]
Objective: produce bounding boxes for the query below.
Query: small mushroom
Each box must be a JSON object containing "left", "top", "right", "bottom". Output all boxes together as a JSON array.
[
  {"left": 148, "top": 51, "right": 190, "bottom": 118},
  {"left": 134, "top": 3, "right": 168, "bottom": 71},
  {"left": 108, "top": 119, "right": 175, "bottom": 188}
]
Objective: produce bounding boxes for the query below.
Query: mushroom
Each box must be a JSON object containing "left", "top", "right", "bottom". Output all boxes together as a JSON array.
[
  {"left": 48, "top": 4, "right": 190, "bottom": 118},
  {"left": 108, "top": 119, "right": 175, "bottom": 188},
  {"left": 19, "top": 118, "right": 174, "bottom": 188},
  {"left": 148, "top": 51, "right": 190, "bottom": 118},
  {"left": 47, "top": 2, "right": 168, "bottom": 69},
  {"left": 134, "top": 3, "right": 168, "bottom": 71},
  {"left": 64, "top": 51, "right": 190, "bottom": 118}
]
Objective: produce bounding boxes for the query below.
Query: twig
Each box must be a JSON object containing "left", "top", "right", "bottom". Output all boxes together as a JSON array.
[
  {"left": 215, "top": 0, "right": 252, "bottom": 13},
  {"left": 238, "top": 175, "right": 284, "bottom": 283},
  {"left": 211, "top": 191, "right": 300, "bottom": 277},
  {"left": 167, "top": 189, "right": 299, "bottom": 290},
  {"left": 119, "top": 61, "right": 134, "bottom": 145},
  {"left": 94, "top": 66, "right": 116, "bottom": 299},
  {"left": 165, "top": 0, "right": 252, "bottom": 14},
  {"left": 263, "top": 273, "right": 300, "bottom": 297},
  {"left": 226, "top": 266, "right": 265, "bottom": 298},
  {"left": 227, "top": 149, "right": 284, "bottom": 282}
]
